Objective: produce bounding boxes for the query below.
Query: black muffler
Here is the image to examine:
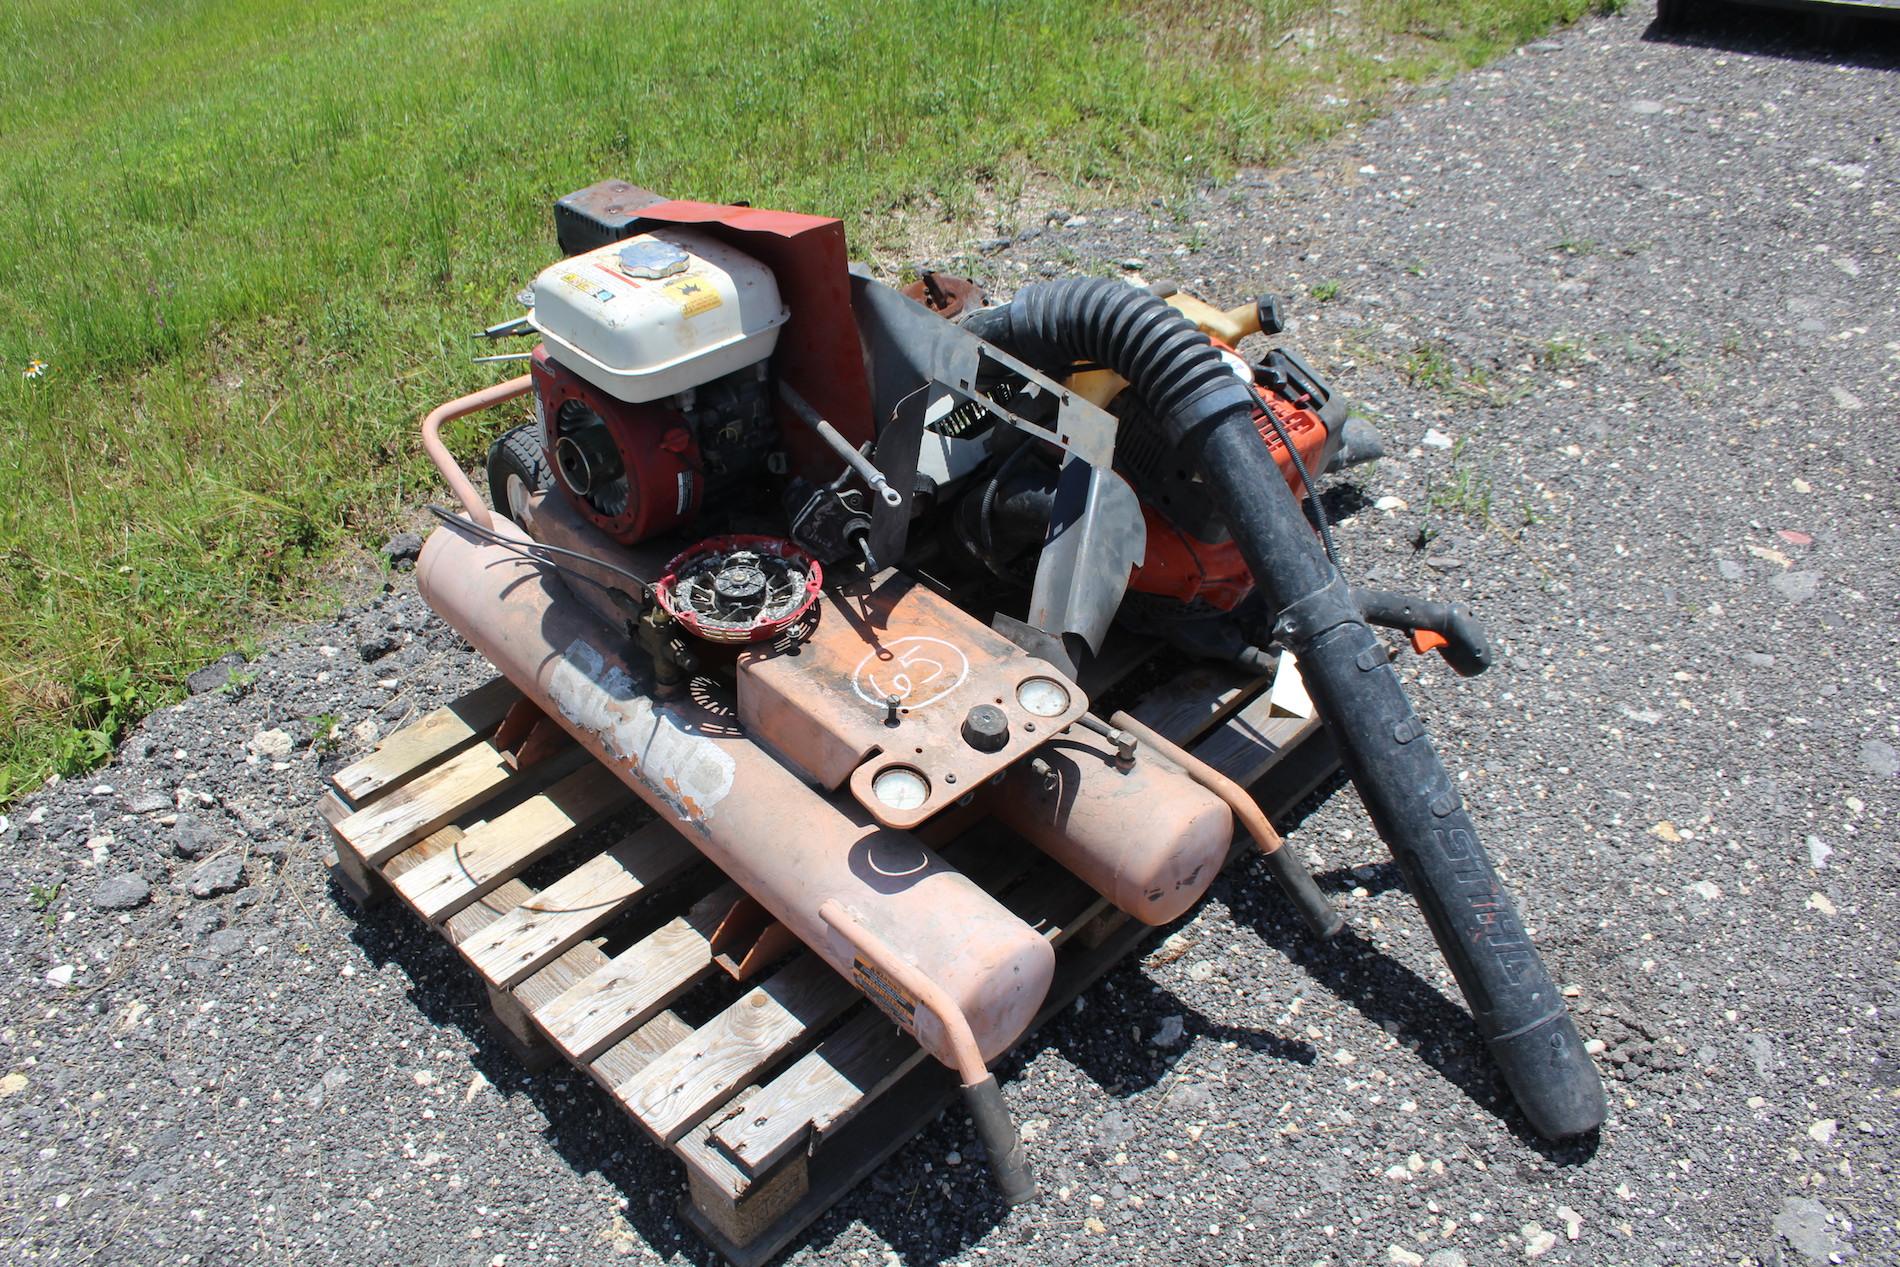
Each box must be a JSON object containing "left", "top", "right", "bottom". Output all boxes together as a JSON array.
[{"left": 966, "top": 280, "right": 1606, "bottom": 1140}]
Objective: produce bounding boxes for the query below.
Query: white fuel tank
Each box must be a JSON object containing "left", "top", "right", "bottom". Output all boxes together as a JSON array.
[{"left": 528, "top": 228, "right": 789, "bottom": 402}]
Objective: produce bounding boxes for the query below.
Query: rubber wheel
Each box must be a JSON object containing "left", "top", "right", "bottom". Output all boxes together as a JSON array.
[{"left": 486, "top": 423, "right": 552, "bottom": 525}]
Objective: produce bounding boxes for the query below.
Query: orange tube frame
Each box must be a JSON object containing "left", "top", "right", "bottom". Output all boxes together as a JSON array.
[{"left": 419, "top": 375, "right": 533, "bottom": 531}]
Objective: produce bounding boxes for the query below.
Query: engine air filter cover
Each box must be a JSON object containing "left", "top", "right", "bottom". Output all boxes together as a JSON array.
[
  {"left": 655, "top": 535, "right": 823, "bottom": 644},
  {"left": 529, "top": 227, "right": 790, "bottom": 403}
]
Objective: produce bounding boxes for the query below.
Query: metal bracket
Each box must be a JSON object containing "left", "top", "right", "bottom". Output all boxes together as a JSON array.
[
  {"left": 491, "top": 697, "right": 566, "bottom": 771},
  {"left": 848, "top": 276, "right": 1141, "bottom": 653},
  {"left": 704, "top": 891, "right": 800, "bottom": 982}
]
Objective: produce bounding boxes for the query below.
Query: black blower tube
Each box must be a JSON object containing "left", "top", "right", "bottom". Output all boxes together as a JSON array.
[{"left": 965, "top": 281, "right": 1606, "bottom": 1140}]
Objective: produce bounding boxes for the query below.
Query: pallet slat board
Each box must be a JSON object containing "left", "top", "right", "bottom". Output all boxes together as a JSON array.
[
  {"left": 323, "top": 658, "right": 1335, "bottom": 1266},
  {"left": 534, "top": 884, "right": 736, "bottom": 1063},
  {"left": 392, "top": 762, "right": 634, "bottom": 920},
  {"left": 712, "top": 1003, "right": 930, "bottom": 1174},
  {"left": 619, "top": 955, "right": 862, "bottom": 1145},
  {"left": 331, "top": 676, "right": 520, "bottom": 803},
  {"left": 460, "top": 820, "right": 700, "bottom": 989}
]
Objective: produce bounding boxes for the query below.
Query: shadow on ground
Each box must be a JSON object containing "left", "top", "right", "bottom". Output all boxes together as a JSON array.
[
  {"left": 1644, "top": 2, "right": 1900, "bottom": 69},
  {"left": 337, "top": 883, "right": 715, "bottom": 1261}
]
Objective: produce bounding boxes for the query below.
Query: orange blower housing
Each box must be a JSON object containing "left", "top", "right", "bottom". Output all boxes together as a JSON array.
[{"left": 1128, "top": 387, "right": 1330, "bottom": 611}]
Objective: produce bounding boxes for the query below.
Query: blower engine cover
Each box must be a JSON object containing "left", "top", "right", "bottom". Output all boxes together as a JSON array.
[{"left": 1124, "top": 387, "right": 1330, "bottom": 611}]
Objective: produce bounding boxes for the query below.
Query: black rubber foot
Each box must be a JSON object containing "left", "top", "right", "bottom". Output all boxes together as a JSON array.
[
  {"left": 1489, "top": 1011, "right": 1608, "bottom": 1140},
  {"left": 963, "top": 1076, "right": 1034, "bottom": 1205},
  {"left": 1263, "top": 841, "right": 1345, "bottom": 940}
]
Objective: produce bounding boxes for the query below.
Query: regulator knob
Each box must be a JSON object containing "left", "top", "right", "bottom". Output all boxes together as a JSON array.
[{"left": 961, "top": 704, "right": 1011, "bottom": 753}]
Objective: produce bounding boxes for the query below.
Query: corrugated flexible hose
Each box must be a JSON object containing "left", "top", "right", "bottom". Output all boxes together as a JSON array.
[{"left": 965, "top": 280, "right": 1606, "bottom": 1140}]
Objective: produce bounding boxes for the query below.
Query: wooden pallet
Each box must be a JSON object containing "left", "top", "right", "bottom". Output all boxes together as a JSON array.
[{"left": 319, "top": 659, "right": 1338, "bottom": 1266}]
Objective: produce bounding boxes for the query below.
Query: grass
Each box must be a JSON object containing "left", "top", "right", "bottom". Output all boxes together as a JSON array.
[
  {"left": 1629, "top": 330, "right": 1692, "bottom": 369},
  {"left": 1417, "top": 436, "right": 1495, "bottom": 554},
  {"left": 28, "top": 882, "right": 61, "bottom": 931},
  {"left": 1550, "top": 227, "right": 1600, "bottom": 255},
  {"left": 1425, "top": 438, "right": 1495, "bottom": 521},
  {"left": 0, "top": 0, "right": 1626, "bottom": 802},
  {"left": 1538, "top": 335, "right": 1587, "bottom": 372},
  {"left": 1403, "top": 341, "right": 1459, "bottom": 390}
]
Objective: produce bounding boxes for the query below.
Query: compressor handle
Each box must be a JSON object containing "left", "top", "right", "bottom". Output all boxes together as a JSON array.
[
  {"left": 420, "top": 375, "right": 534, "bottom": 530},
  {"left": 818, "top": 900, "right": 1035, "bottom": 1204}
]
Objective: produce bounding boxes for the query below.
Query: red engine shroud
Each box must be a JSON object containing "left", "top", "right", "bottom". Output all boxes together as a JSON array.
[
  {"left": 1128, "top": 390, "right": 1329, "bottom": 611},
  {"left": 532, "top": 347, "right": 702, "bottom": 543}
]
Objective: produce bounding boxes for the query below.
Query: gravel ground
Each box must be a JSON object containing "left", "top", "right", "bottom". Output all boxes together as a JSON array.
[{"left": 3, "top": 5, "right": 1895, "bottom": 1264}]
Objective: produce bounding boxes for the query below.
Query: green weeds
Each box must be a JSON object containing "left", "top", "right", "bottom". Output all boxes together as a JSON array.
[
  {"left": 1630, "top": 330, "right": 1691, "bottom": 368},
  {"left": 1537, "top": 336, "right": 1586, "bottom": 372},
  {"left": 51, "top": 670, "right": 160, "bottom": 781},
  {"left": 1551, "top": 228, "right": 1599, "bottom": 256},
  {"left": 28, "top": 883, "right": 61, "bottom": 932},
  {"left": 1404, "top": 342, "right": 1459, "bottom": 390},
  {"left": 310, "top": 712, "right": 343, "bottom": 756},
  {"left": 1425, "top": 439, "right": 1495, "bottom": 521}
]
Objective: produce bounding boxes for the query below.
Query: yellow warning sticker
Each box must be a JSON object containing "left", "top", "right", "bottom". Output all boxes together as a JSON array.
[
  {"left": 560, "top": 271, "right": 615, "bottom": 304},
  {"left": 852, "top": 956, "right": 918, "bottom": 1030},
  {"left": 661, "top": 273, "right": 722, "bottom": 318}
]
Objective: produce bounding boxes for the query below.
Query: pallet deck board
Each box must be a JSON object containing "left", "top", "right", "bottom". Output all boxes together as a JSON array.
[
  {"left": 1127, "top": 665, "right": 1258, "bottom": 741},
  {"left": 534, "top": 884, "right": 739, "bottom": 1064},
  {"left": 710, "top": 1005, "right": 927, "bottom": 1174},
  {"left": 459, "top": 820, "right": 701, "bottom": 988},
  {"left": 592, "top": 1010, "right": 701, "bottom": 1089},
  {"left": 998, "top": 864, "right": 1107, "bottom": 941},
  {"left": 331, "top": 676, "right": 519, "bottom": 803},
  {"left": 392, "top": 762, "right": 634, "bottom": 922},
  {"left": 324, "top": 657, "right": 1338, "bottom": 1267},
  {"left": 334, "top": 741, "right": 523, "bottom": 866},
  {"left": 444, "top": 876, "right": 535, "bottom": 945},
  {"left": 616, "top": 954, "right": 861, "bottom": 1145},
  {"left": 1195, "top": 690, "right": 1320, "bottom": 790}
]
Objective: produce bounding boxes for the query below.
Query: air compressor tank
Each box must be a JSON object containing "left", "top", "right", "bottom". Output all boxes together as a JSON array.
[
  {"left": 414, "top": 514, "right": 1055, "bottom": 1067},
  {"left": 985, "top": 726, "right": 1235, "bottom": 925}
]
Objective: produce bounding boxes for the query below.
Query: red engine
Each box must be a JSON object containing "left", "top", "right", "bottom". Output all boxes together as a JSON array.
[
  {"left": 532, "top": 348, "right": 707, "bottom": 543},
  {"left": 520, "top": 193, "right": 873, "bottom": 548}
]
